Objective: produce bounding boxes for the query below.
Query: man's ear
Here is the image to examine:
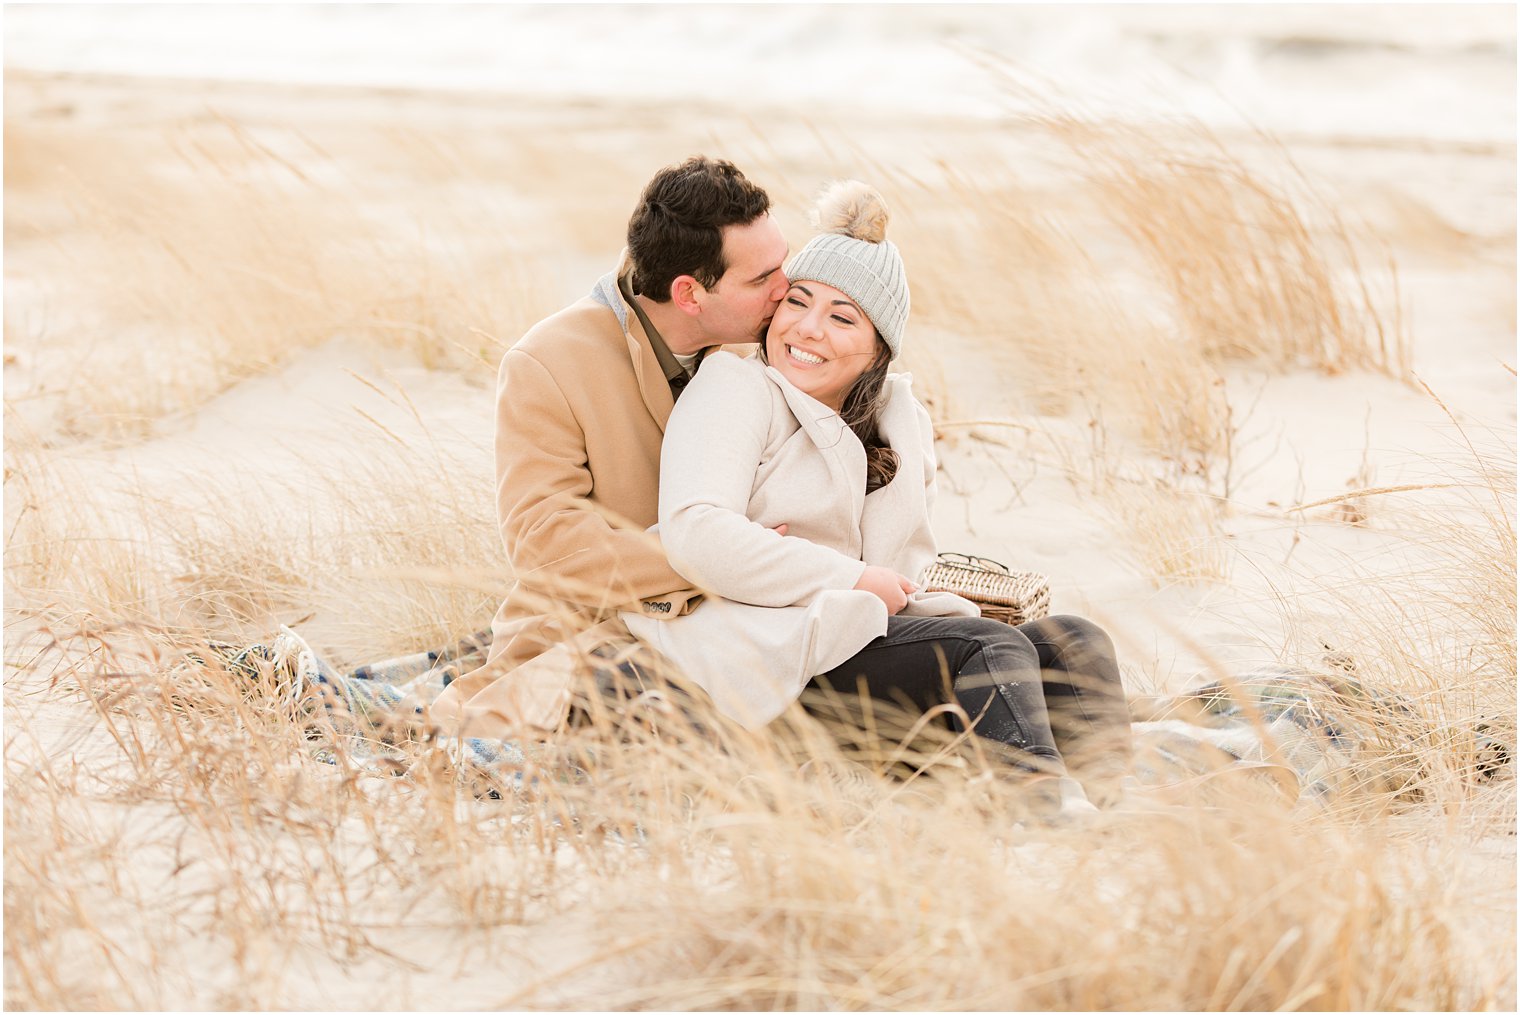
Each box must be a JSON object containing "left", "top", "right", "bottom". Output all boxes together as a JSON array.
[{"left": 669, "top": 275, "right": 705, "bottom": 317}]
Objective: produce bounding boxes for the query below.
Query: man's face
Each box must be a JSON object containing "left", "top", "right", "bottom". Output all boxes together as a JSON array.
[{"left": 699, "top": 214, "right": 789, "bottom": 345}]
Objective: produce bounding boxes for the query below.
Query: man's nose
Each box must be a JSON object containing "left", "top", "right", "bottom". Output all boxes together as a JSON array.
[{"left": 769, "top": 276, "right": 788, "bottom": 302}]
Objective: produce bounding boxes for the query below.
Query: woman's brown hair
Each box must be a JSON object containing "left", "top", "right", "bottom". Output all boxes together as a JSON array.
[{"left": 838, "top": 339, "right": 899, "bottom": 494}]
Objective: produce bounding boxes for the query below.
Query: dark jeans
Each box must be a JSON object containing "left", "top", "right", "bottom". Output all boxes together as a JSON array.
[{"left": 804, "top": 614, "right": 1132, "bottom": 790}]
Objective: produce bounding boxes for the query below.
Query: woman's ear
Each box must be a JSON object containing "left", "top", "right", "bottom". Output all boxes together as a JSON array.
[{"left": 670, "top": 275, "right": 704, "bottom": 317}]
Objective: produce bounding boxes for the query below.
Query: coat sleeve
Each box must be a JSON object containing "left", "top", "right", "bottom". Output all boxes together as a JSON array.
[
  {"left": 900, "top": 393, "right": 945, "bottom": 584},
  {"left": 496, "top": 347, "right": 690, "bottom": 609},
  {"left": 887, "top": 388, "right": 942, "bottom": 583},
  {"left": 658, "top": 358, "right": 867, "bottom": 607}
]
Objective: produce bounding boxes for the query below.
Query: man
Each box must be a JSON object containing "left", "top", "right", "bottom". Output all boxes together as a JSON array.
[{"left": 431, "top": 156, "right": 788, "bottom": 736}]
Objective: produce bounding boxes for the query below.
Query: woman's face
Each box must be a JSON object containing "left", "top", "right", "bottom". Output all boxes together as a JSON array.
[{"left": 764, "top": 280, "right": 879, "bottom": 411}]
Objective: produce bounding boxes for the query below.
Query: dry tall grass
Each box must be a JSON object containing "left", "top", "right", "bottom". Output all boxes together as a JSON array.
[
  {"left": 5, "top": 72, "right": 1512, "bottom": 1010},
  {"left": 6, "top": 594, "right": 1511, "bottom": 1010},
  {"left": 869, "top": 108, "right": 1410, "bottom": 588},
  {"left": 1052, "top": 118, "right": 1410, "bottom": 378},
  {"left": 5, "top": 429, "right": 501, "bottom": 659},
  {"left": 4, "top": 116, "right": 548, "bottom": 446},
  {"left": 1268, "top": 412, "right": 1517, "bottom": 808}
]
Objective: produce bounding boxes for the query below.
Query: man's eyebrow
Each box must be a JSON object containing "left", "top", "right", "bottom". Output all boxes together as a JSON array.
[{"left": 749, "top": 248, "right": 788, "bottom": 285}]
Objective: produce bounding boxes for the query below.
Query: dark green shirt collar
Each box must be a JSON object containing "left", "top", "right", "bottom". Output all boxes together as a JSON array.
[{"left": 619, "top": 273, "right": 689, "bottom": 396}]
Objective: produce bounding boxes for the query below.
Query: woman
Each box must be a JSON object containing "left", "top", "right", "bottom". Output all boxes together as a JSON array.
[{"left": 623, "top": 182, "right": 1131, "bottom": 817}]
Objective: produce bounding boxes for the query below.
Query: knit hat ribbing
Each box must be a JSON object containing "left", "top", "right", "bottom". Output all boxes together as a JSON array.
[{"left": 783, "top": 182, "right": 909, "bottom": 357}]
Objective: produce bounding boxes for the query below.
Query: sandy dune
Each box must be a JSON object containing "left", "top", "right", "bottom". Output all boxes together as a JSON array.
[{"left": 4, "top": 41, "right": 1515, "bottom": 1011}]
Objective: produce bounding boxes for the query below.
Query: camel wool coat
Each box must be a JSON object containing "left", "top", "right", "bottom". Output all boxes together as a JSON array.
[
  {"left": 430, "top": 254, "right": 707, "bottom": 735},
  {"left": 624, "top": 352, "right": 978, "bottom": 729}
]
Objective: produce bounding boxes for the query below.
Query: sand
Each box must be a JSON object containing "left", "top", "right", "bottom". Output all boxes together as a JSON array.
[{"left": 3, "top": 15, "right": 1515, "bottom": 1006}]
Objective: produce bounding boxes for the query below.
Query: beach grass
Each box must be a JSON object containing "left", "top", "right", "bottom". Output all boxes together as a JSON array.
[{"left": 4, "top": 71, "right": 1513, "bottom": 1010}]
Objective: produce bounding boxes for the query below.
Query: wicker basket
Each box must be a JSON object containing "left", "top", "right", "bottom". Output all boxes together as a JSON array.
[{"left": 921, "top": 552, "right": 1051, "bottom": 626}]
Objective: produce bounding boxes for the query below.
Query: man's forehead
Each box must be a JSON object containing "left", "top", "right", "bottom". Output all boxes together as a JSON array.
[{"left": 723, "top": 214, "right": 787, "bottom": 268}]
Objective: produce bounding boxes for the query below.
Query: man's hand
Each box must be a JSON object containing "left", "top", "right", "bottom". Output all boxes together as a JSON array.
[{"left": 853, "top": 565, "right": 916, "bottom": 615}]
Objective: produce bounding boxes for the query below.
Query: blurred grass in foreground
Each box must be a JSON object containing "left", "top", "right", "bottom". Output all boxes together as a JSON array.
[{"left": 4, "top": 73, "right": 1511, "bottom": 1010}]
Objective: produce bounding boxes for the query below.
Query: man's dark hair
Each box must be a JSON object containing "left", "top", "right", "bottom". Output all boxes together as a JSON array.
[{"left": 627, "top": 156, "right": 771, "bottom": 301}]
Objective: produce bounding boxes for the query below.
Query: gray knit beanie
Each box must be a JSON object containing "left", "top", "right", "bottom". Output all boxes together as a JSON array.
[{"left": 783, "top": 181, "right": 909, "bottom": 358}]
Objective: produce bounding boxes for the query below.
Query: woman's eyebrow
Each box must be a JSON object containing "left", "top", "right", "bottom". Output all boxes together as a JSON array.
[{"left": 789, "top": 284, "right": 857, "bottom": 312}]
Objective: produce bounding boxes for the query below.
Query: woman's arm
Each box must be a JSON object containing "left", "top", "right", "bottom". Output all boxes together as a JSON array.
[{"left": 657, "top": 355, "right": 867, "bottom": 607}]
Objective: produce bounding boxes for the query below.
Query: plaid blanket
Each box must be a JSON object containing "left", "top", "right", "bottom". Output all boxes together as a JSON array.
[
  {"left": 204, "top": 631, "right": 1509, "bottom": 807},
  {"left": 1131, "top": 659, "right": 1511, "bottom": 806},
  {"left": 203, "top": 626, "right": 682, "bottom": 791},
  {"left": 204, "top": 626, "right": 541, "bottom": 782}
]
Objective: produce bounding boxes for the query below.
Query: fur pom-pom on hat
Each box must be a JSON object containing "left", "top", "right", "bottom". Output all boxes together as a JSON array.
[
  {"left": 786, "top": 180, "right": 910, "bottom": 357},
  {"left": 811, "top": 180, "right": 889, "bottom": 244}
]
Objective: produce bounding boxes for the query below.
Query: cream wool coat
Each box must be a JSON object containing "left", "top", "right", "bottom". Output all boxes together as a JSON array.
[{"left": 624, "top": 352, "right": 978, "bottom": 729}]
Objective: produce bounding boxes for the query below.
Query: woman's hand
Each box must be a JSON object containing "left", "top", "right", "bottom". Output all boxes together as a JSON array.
[{"left": 853, "top": 565, "right": 917, "bottom": 615}]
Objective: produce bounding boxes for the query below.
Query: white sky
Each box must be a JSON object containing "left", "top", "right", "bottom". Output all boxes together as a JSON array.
[{"left": 5, "top": 4, "right": 1515, "bottom": 142}]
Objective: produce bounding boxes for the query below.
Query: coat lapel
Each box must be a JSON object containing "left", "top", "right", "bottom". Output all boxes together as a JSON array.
[
  {"left": 627, "top": 328, "right": 676, "bottom": 432},
  {"left": 764, "top": 365, "right": 866, "bottom": 528},
  {"left": 601, "top": 253, "right": 676, "bottom": 433}
]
